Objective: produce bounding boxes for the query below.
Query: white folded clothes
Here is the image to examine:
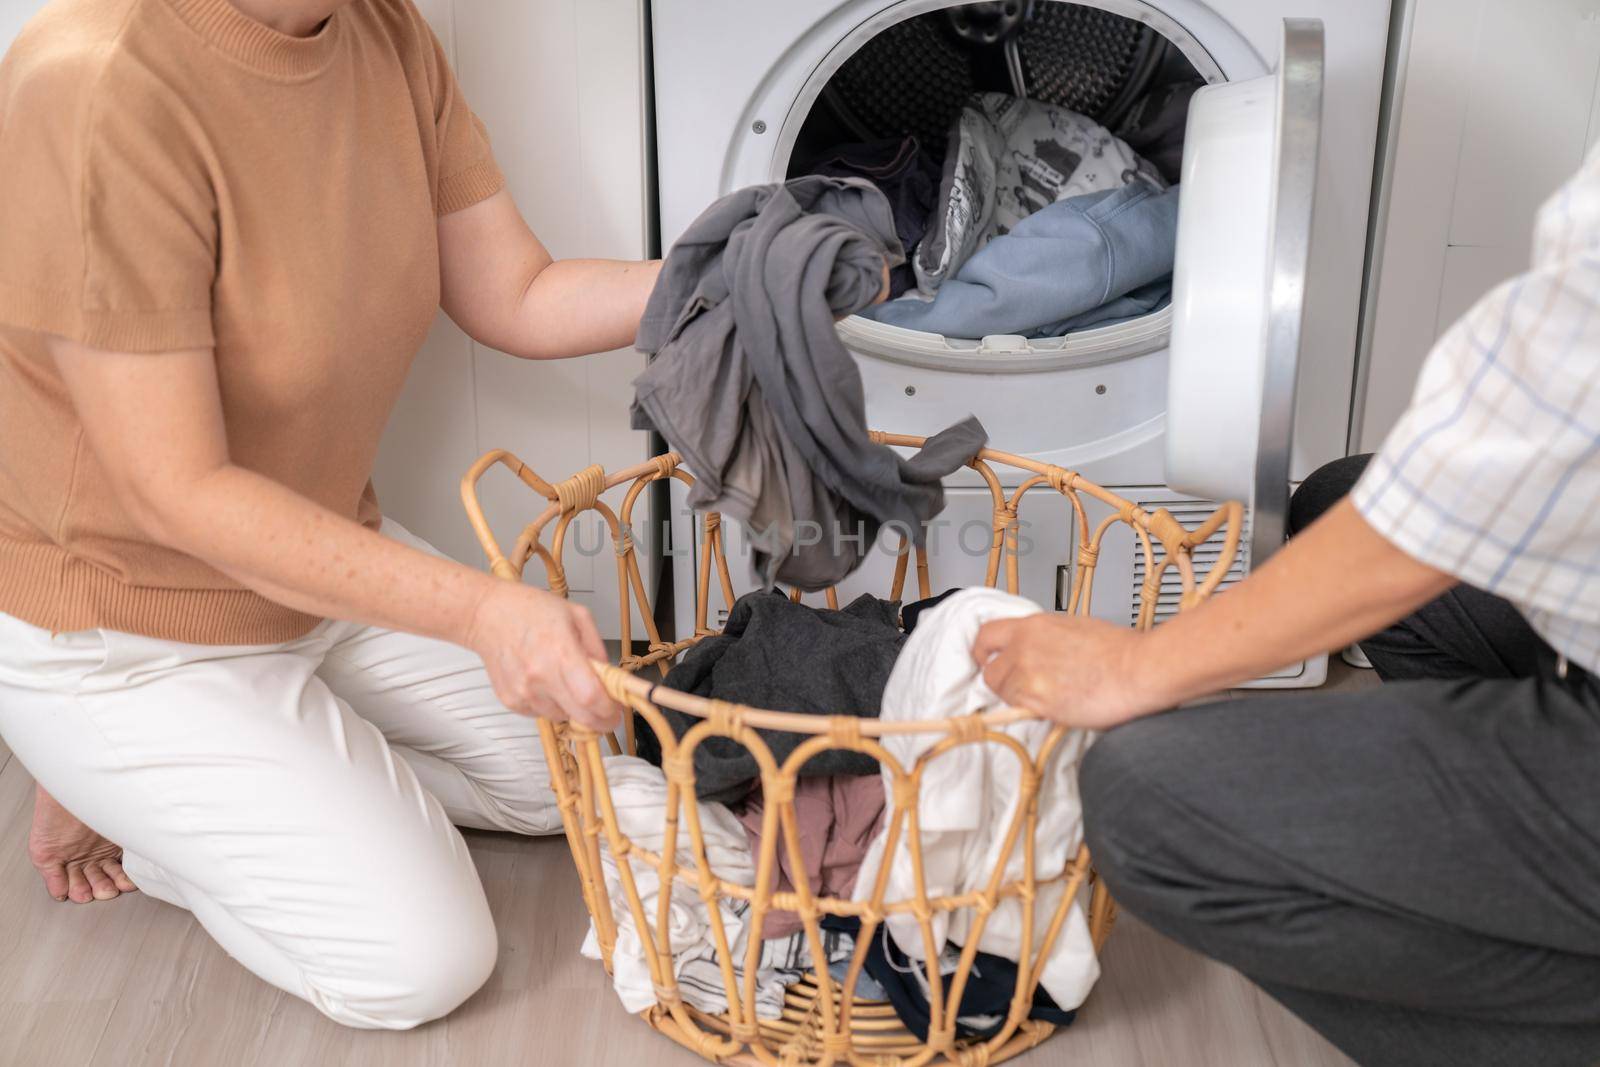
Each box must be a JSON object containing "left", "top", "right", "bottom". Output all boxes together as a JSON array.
[{"left": 853, "top": 588, "right": 1100, "bottom": 1012}]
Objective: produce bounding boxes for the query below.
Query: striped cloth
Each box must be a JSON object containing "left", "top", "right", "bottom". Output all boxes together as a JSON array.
[{"left": 1354, "top": 148, "right": 1600, "bottom": 673}]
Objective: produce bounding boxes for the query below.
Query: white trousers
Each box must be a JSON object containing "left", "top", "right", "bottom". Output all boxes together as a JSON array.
[{"left": 0, "top": 521, "right": 558, "bottom": 1030}]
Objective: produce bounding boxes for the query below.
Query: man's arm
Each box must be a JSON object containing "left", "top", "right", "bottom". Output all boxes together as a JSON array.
[
  {"left": 48, "top": 337, "right": 618, "bottom": 729},
  {"left": 437, "top": 188, "right": 661, "bottom": 360},
  {"left": 973, "top": 498, "right": 1457, "bottom": 729}
]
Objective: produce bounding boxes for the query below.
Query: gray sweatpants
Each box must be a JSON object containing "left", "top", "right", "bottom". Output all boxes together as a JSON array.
[{"left": 1081, "top": 456, "right": 1600, "bottom": 1067}]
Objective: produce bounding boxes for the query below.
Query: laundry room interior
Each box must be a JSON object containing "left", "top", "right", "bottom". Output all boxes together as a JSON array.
[{"left": 1, "top": 0, "right": 1599, "bottom": 1064}]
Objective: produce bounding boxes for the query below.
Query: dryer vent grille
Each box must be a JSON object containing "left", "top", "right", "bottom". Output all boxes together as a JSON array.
[{"left": 1131, "top": 498, "right": 1250, "bottom": 626}]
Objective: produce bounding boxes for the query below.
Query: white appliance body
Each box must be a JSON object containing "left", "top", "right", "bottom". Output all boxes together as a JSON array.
[{"left": 651, "top": 0, "right": 1391, "bottom": 686}]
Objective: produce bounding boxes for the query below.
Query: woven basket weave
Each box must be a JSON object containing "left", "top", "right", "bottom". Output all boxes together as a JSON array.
[{"left": 461, "top": 434, "right": 1241, "bottom": 1066}]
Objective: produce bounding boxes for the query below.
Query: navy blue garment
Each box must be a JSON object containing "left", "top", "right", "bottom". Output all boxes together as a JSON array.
[
  {"left": 901, "top": 587, "right": 963, "bottom": 635},
  {"left": 822, "top": 916, "right": 1077, "bottom": 1040},
  {"left": 801, "top": 136, "right": 943, "bottom": 299},
  {"left": 862, "top": 182, "right": 1179, "bottom": 340}
]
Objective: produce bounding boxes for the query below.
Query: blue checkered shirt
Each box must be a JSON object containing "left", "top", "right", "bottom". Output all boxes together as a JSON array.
[{"left": 1354, "top": 151, "right": 1600, "bottom": 674}]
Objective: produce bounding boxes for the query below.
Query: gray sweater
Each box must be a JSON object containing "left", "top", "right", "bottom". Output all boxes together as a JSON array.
[{"left": 632, "top": 176, "right": 987, "bottom": 590}]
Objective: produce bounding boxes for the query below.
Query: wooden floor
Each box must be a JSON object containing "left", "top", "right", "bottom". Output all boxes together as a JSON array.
[{"left": 0, "top": 662, "right": 1378, "bottom": 1067}]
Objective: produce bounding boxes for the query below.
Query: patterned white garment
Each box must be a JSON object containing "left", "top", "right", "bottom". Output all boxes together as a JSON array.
[
  {"left": 578, "top": 756, "right": 859, "bottom": 1019},
  {"left": 913, "top": 92, "right": 1165, "bottom": 297},
  {"left": 1353, "top": 148, "right": 1600, "bottom": 673}
]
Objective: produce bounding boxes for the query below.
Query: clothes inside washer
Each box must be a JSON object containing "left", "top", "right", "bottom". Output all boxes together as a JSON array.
[
  {"left": 1114, "top": 77, "right": 1203, "bottom": 186},
  {"left": 733, "top": 774, "right": 887, "bottom": 939},
  {"left": 913, "top": 92, "right": 1166, "bottom": 296},
  {"left": 634, "top": 591, "right": 905, "bottom": 805},
  {"left": 798, "top": 135, "right": 943, "bottom": 299},
  {"left": 631, "top": 175, "right": 988, "bottom": 591},
  {"left": 864, "top": 183, "right": 1179, "bottom": 339},
  {"left": 822, "top": 916, "right": 1077, "bottom": 1040}
]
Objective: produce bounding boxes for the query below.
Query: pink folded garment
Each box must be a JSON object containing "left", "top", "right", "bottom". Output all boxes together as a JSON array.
[{"left": 735, "top": 775, "right": 887, "bottom": 940}]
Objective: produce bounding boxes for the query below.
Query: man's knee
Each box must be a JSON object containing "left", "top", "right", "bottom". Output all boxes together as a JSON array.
[
  {"left": 1288, "top": 453, "right": 1373, "bottom": 536},
  {"left": 308, "top": 887, "right": 499, "bottom": 1030},
  {"left": 1081, "top": 706, "right": 1278, "bottom": 940},
  {"left": 1081, "top": 714, "right": 1204, "bottom": 896}
]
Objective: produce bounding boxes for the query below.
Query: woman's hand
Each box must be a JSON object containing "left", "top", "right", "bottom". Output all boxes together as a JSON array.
[
  {"left": 466, "top": 582, "right": 621, "bottom": 730},
  {"left": 972, "top": 614, "right": 1164, "bottom": 730}
]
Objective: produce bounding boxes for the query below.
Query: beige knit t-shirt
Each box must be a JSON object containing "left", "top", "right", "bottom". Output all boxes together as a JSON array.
[{"left": 0, "top": 0, "right": 504, "bottom": 644}]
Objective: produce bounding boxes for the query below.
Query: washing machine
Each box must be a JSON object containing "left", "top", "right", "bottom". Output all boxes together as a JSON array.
[{"left": 652, "top": 0, "right": 1393, "bottom": 687}]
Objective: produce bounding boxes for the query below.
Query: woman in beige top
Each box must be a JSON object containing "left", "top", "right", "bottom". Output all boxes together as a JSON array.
[{"left": 0, "top": 0, "right": 657, "bottom": 1027}]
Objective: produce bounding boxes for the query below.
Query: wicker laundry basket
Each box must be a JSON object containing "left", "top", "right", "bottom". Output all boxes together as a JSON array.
[{"left": 460, "top": 433, "right": 1241, "bottom": 1066}]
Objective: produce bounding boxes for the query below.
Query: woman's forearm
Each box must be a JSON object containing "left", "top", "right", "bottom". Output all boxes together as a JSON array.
[
  {"left": 436, "top": 187, "right": 661, "bottom": 360},
  {"left": 156, "top": 463, "right": 496, "bottom": 647},
  {"left": 510, "top": 257, "right": 662, "bottom": 359},
  {"left": 1139, "top": 498, "right": 1456, "bottom": 704}
]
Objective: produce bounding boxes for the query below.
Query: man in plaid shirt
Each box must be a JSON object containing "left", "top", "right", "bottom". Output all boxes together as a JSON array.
[{"left": 975, "top": 150, "right": 1600, "bottom": 1067}]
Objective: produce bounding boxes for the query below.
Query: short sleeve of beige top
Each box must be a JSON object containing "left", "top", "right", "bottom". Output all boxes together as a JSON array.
[{"left": 0, "top": 0, "right": 505, "bottom": 644}]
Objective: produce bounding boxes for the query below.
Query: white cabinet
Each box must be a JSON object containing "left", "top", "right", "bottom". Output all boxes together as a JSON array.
[{"left": 1354, "top": 0, "right": 1600, "bottom": 451}]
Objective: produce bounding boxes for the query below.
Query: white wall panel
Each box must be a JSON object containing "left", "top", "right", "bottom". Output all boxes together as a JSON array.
[
  {"left": 382, "top": 0, "right": 653, "bottom": 636},
  {"left": 0, "top": 0, "right": 32, "bottom": 50},
  {"left": 1357, "top": 0, "right": 1600, "bottom": 451},
  {"left": 1446, "top": 0, "right": 1600, "bottom": 251},
  {"left": 1434, "top": 244, "right": 1521, "bottom": 341}
]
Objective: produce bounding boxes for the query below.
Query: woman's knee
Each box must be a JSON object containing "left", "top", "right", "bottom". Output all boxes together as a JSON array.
[
  {"left": 1288, "top": 453, "right": 1373, "bottom": 536},
  {"left": 308, "top": 883, "right": 499, "bottom": 1030}
]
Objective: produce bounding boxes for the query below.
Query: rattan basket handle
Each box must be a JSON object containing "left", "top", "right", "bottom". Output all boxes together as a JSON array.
[
  {"left": 587, "top": 660, "right": 1037, "bottom": 734},
  {"left": 460, "top": 449, "right": 550, "bottom": 582},
  {"left": 462, "top": 449, "right": 699, "bottom": 586}
]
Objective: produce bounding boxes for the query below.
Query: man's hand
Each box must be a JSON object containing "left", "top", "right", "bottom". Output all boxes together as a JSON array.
[
  {"left": 971, "top": 499, "right": 1458, "bottom": 730},
  {"left": 973, "top": 614, "right": 1161, "bottom": 730},
  {"left": 466, "top": 582, "right": 620, "bottom": 730}
]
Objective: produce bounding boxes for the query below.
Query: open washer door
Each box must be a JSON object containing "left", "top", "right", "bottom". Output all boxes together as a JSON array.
[{"left": 1164, "top": 18, "right": 1324, "bottom": 567}]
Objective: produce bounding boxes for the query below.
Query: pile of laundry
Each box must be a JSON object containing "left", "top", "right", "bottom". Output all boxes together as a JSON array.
[
  {"left": 797, "top": 91, "right": 1183, "bottom": 340},
  {"left": 630, "top": 171, "right": 987, "bottom": 591},
  {"left": 584, "top": 589, "right": 1100, "bottom": 1039}
]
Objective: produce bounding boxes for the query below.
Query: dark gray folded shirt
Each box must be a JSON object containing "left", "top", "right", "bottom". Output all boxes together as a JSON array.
[
  {"left": 634, "top": 591, "right": 905, "bottom": 804},
  {"left": 632, "top": 175, "right": 988, "bottom": 590}
]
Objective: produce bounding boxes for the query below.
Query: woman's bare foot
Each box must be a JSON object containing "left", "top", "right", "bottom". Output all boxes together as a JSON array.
[{"left": 27, "top": 785, "right": 137, "bottom": 903}]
